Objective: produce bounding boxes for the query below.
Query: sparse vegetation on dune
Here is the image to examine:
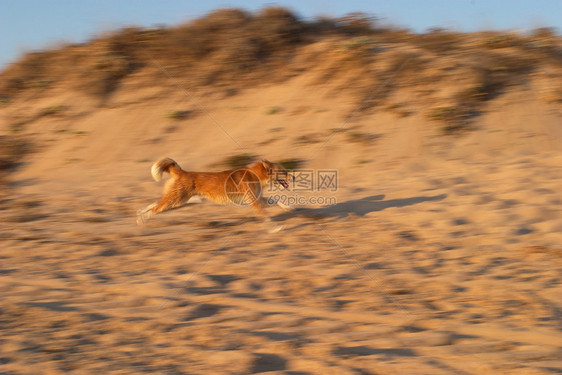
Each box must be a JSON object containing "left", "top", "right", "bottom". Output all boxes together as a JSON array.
[
  {"left": 221, "top": 154, "right": 303, "bottom": 171},
  {"left": 165, "top": 109, "right": 192, "bottom": 120},
  {"left": 0, "top": 136, "right": 31, "bottom": 171},
  {"left": 0, "top": 135, "right": 32, "bottom": 196},
  {"left": 346, "top": 131, "right": 379, "bottom": 144},
  {"left": 1, "top": 7, "right": 559, "bottom": 133},
  {"left": 278, "top": 158, "right": 304, "bottom": 170},
  {"left": 223, "top": 153, "right": 258, "bottom": 169}
]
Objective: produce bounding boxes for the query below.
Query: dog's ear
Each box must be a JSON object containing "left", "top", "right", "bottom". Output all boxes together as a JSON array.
[{"left": 261, "top": 159, "right": 274, "bottom": 175}]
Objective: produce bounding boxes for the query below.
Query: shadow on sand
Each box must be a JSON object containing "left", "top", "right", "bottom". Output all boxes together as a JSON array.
[{"left": 272, "top": 194, "right": 447, "bottom": 221}]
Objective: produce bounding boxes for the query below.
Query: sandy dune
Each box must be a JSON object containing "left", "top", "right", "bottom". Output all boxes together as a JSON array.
[{"left": 1, "top": 39, "right": 562, "bottom": 374}]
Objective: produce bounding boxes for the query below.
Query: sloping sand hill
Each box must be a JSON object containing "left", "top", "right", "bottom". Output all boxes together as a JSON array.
[{"left": 1, "top": 8, "right": 561, "bottom": 374}]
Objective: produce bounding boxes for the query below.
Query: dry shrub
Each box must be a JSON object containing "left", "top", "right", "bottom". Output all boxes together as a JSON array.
[
  {"left": 77, "top": 28, "right": 144, "bottom": 99},
  {"left": 251, "top": 7, "right": 303, "bottom": 52},
  {"left": 416, "top": 28, "right": 464, "bottom": 54},
  {"left": 0, "top": 135, "right": 32, "bottom": 189},
  {"left": 523, "top": 27, "right": 560, "bottom": 59},
  {"left": 481, "top": 33, "right": 521, "bottom": 49},
  {"left": 531, "top": 27, "right": 558, "bottom": 39},
  {"left": 353, "top": 51, "right": 424, "bottom": 113},
  {"left": 142, "top": 7, "right": 304, "bottom": 85},
  {"left": 295, "top": 134, "right": 321, "bottom": 144},
  {"left": 335, "top": 12, "right": 378, "bottom": 36},
  {"left": 463, "top": 52, "right": 536, "bottom": 102},
  {"left": 426, "top": 105, "right": 474, "bottom": 134},
  {"left": 278, "top": 158, "right": 304, "bottom": 170},
  {"left": 0, "top": 51, "right": 57, "bottom": 96},
  {"left": 427, "top": 51, "right": 538, "bottom": 134},
  {"left": 387, "top": 52, "right": 429, "bottom": 84},
  {"left": 0, "top": 136, "right": 31, "bottom": 171},
  {"left": 346, "top": 131, "right": 379, "bottom": 144},
  {"left": 39, "top": 105, "right": 68, "bottom": 117},
  {"left": 159, "top": 8, "right": 251, "bottom": 61},
  {"left": 223, "top": 153, "right": 257, "bottom": 169}
]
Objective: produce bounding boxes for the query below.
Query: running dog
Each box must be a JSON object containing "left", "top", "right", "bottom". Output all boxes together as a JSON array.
[{"left": 137, "top": 157, "right": 292, "bottom": 225}]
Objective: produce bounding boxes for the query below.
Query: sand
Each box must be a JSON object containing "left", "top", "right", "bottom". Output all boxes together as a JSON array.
[{"left": 1, "top": 69, "right": 561, "bottom": 374}]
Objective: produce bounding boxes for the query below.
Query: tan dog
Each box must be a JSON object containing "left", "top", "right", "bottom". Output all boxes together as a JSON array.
[{"left": 137, "top": 157, "right": 291, "bottom": 225}]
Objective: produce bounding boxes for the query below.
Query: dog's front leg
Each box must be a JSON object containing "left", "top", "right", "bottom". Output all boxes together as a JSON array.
[
  {"left": 262, "top": 196, "right": 293, "bottom": 211},
  {"left": 276, "top": 199, "right": 293, "bottom": 211},
  {"left": 252, "top": 200, "right": 285, "bottom": 233}
]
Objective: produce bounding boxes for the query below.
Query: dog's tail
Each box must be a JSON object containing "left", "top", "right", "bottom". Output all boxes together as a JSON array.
[{"left": 151, "top": 157, "right": 182, "bottom": 181}]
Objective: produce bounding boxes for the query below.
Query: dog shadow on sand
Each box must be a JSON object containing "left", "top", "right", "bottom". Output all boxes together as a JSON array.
[{"left": 272, "top": 193, "right": 447, "bottom": 222}]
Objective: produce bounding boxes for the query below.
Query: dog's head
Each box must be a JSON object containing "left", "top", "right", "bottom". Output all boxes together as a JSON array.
[{"left": 254, "top": 159, "right": 293, "bottom": 189}]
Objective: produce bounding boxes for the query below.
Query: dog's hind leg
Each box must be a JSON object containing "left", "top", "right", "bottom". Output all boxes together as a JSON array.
[
  {"left": 137, "top": 184, "right": 192, "bottom": 225},
  {"left": 137, "top": 202, "right": 157, "bottom": 225},
  {"left": 250, "top": 198, "right": 266, "bottom": 218},
  {"left": 152, "top": 188, "right": 192, "bottom": 215}
]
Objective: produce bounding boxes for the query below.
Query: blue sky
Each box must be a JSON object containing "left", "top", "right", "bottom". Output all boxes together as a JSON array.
[{"left": 1, "top": 0, "right": 560, "bottom": 70}]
